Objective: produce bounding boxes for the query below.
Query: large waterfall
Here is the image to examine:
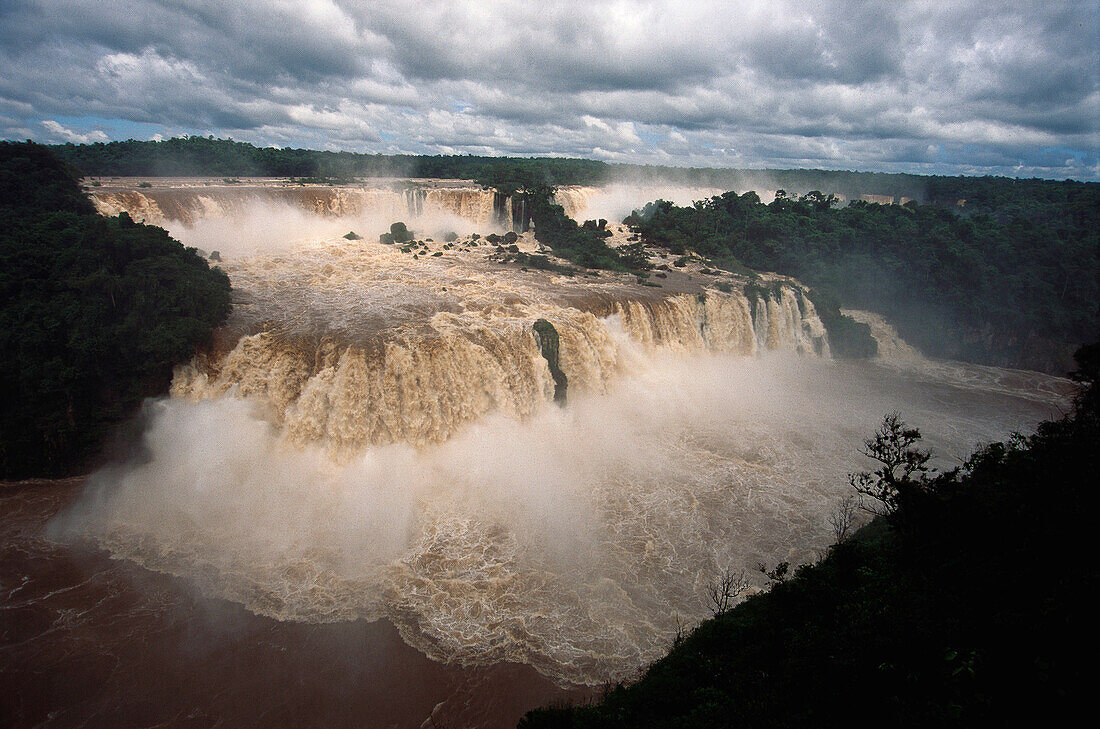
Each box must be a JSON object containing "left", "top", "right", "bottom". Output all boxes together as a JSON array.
[
  {"left": 88, "top": 179, "right": 730, "bottom": 232},
  {"left": 90, "top": 180, "right": 508, "bottom": 229},
  {"left": 172, "top": 285, "right": 827, "bottom": 453},
  {"left": 50, "top": 186, "right": 1068, "bottom": 690}
]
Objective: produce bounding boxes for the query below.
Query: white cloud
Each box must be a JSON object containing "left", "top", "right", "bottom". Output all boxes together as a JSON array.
[
  {"left": 40, "top": 120, "right": 109, "bottom": 143},
  {"left": 0, "top": 1, "right": 1095, "bottom": 178}
]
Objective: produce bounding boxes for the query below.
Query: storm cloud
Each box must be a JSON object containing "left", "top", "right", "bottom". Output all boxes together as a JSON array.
[{"left": 1, "top": 0, "right": 1096, "bottom": 178}]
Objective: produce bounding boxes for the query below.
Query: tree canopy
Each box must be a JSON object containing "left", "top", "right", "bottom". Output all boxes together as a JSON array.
[{"left": 0, "top": 142, "right": 232, "bottom": 478}]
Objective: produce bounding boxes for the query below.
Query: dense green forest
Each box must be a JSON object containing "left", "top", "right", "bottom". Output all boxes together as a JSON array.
[
  {"left": 523, "top": 185, "right": 652, "bottom": 274},
  {"left": 625, "top": 189, "right": 1099, "bottom": 372},
  {"left": 0, "top": 142, "right": 232, "bottom": 478},
  {"left": 523, "top": 345, "right": 1097, "bottom": 728}
]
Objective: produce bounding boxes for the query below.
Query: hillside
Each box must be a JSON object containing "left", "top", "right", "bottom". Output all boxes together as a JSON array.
[
  {"left": 0, "top": 142, "right": 232, "bottom": 478},
  {"left": 627, "top": 190, "right": 1099, "bottom": 373},
  {"left": 521, "top": 345, "right": 1097, "bottom": 728}
]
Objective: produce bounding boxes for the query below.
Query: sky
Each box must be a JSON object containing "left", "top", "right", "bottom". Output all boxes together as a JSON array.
[{"left": 1, "top": 0, "right": 1097, "bottom": 179}]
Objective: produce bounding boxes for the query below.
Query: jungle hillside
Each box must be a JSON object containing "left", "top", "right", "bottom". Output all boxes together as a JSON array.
[
  {"left": 625, "top": 189, "right": 1098, "bottom": 372},
  {"left": 0, "top": 142, "right": 232, "bottom": 479}
]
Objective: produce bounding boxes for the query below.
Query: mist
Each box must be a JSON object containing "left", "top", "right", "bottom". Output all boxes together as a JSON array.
[
  {"left": 173, "top": 203, "right": 502, "bottom": 259},
  {"left": 55, "top": 183, "right": 1072, "bottom": 688},
  {"left": 50, "top": 325, "right": 1058, "bottom": 685}
]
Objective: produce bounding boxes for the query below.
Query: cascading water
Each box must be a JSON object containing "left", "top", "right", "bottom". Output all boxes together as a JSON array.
[
  {"left": 90, "top": 180, "right": 508, "bottom": 230},
  {"left": 90, "top": 180, "right": 626, "bottom": 235},
  {"left": 50, "top": 185, "right": 1071, "bottom": 690},
  {"left": 171, "top": 281, "right": 827, "bottom": 454}
]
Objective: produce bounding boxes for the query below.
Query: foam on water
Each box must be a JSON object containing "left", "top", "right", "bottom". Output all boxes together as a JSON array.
[{"left": 52, "top": 198, "right": 1070, "bottom": 686}]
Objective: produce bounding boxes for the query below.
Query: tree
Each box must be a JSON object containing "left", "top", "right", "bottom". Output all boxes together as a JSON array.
[
  {"left": 708, "top": 566, "right": 748, "bottom": 616},
  {"left": 0, "top": 142, "right": 231, "bottom": 478},
  {"left": 848, "top": 412, "right": 932, "bottom": 517},
  {"left": 390, "top": 221, "right": 413, "bottom": 243},
  {"left": 828, "top": 494, "right": 858, "bottom": 543},
  {"left": 800, "top": 190, "right": 838, "bottom": 212}
]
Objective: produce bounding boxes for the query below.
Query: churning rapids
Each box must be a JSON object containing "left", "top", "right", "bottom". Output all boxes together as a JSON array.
[{"left": 3, "top": 180, "right": 1074, "bottom": 727}]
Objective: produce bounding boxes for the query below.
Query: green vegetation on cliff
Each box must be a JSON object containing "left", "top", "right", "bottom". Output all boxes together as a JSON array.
[
  {"left": 525, "top": 186, "right": 648, "bottom": 273},
  {"left": 0, "top": 142, "right": 232, "bottom": 479},
  {"left": 533, "top": 319, "right": 568, "bottom": 404},
  {"left": 522, "top": 346, "right": 1097, "bottom": 728},
  {"left": 472, "top": 165, "right": 651, "bottom": 274},
  {"left": 627, "top": 189, "right": 1099, "bottom": 372}
]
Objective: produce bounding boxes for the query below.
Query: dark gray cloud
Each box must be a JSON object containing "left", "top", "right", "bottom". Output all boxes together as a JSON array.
[{"left": 1, "top": 0, "right": 1096, "bottom": 179}]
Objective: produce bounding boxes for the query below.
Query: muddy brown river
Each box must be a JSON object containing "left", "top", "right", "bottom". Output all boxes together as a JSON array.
[{"left": 0, "top": 478, "right": 591, "bottom": 728}]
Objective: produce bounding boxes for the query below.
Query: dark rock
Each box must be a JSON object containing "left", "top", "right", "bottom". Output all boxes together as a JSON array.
[{"left": 533, "top": 319, "right": 568, "bottom": 405}]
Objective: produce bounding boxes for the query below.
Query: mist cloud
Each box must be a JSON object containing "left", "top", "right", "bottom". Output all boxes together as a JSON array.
[{"left": 1, "top": 1, "right": 1096, "bottom": 178}]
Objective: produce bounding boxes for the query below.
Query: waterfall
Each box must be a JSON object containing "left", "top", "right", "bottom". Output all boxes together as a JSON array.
[
  {"left": 553, "top": 186, "right": 598, "bottom": 219},
  {"left": 512, "top": 194, "right": 529, "bottom": 232},
  {"left": 172, "top": 288, "right": 829, "bottom": 453},
  {"left": 58, "top": 205, "right": 1066, "bottom": 692},
  {"left": 90, "top": 183, "right": 505, "bottom": 229},
  {"left": 492, "top": 191, "right": 511, "bottom": 229}
]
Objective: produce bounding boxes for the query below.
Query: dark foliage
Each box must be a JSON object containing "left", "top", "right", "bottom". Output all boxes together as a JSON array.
[
  {"left": 521, "top": 345, "right": 1098, "bottom": 728},
  {"left": 629, "top": 188, "right": 1099, "bottom": 372},
  {"left": 389, "top": 221, "right": 413, "bottom": 243},
  {"left": 0, "top": 142, "right": 95, "bottom": 216},
  {"left": 476, "top": 179, "right": 649, "bottom": 274},
  {"left": 527, "top": 187, "right": 642, "bottom": 272},
  {"left": 0, "top": 142, "right": 231, "bottom": 478}
]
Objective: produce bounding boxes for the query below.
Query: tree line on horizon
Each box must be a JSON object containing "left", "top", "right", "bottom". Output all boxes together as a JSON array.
[{"left": 49, "top": 135, "right": 1098, "bottom": 207}]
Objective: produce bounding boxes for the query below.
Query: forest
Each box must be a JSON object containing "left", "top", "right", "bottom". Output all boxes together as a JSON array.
[
  {"left": 625, "top": 188, "right": 1099, "bottom": 372},
  {"left": 521, "top": 345, "right": 1097, "bottom": 729},
  {"left": 0, "top": 142, "right": 232, "bottom": 479}
]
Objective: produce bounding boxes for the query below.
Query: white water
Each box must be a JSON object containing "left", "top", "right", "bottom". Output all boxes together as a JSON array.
[
  {"left": 53, "top": 192, "right": 1071, "bottom": 687},
  {"left": 89, "top": 179, "right": 750, "bottom": 241}
]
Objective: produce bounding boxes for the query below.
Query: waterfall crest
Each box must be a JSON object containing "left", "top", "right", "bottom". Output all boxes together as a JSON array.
[
  {"left": 173, "top": 288, "right": 829, "bottom": 452},
  {"left": 90, "top": 183, "right": 505, "bottom": 229}
]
